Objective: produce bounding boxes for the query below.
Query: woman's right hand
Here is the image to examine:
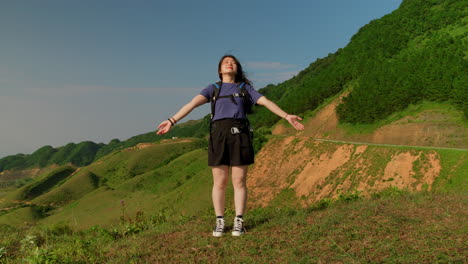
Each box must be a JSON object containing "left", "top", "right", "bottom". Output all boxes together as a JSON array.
[
  {"left": 285, "top": 114, "right": 305, "bottom": 131},
  {"left": 156, "top": 120, "right": 172, "bottom": 135}
]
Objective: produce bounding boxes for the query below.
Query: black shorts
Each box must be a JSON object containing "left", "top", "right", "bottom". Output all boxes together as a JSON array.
[{"left": 208, "top": 119, "right": 254, "bottom": 166}]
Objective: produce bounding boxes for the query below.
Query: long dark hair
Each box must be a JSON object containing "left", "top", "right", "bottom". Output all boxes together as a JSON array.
[{"left": 218, "top": 54, "right": 252, "bottom": 85}]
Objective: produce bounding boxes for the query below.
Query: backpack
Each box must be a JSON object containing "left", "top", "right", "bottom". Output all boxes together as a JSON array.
[{"left": 210, "top": 81, "right": 253, "bottom": 120}]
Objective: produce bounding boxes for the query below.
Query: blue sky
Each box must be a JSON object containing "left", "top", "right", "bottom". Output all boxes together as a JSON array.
[{"left": 0, "top": 0, "right": 402, "bottom": 158}]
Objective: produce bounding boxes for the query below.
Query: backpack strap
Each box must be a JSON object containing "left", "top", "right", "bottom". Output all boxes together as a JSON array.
[
  {"left": 238, "top": 82, "right": 248, "bottom": 99},
  {"left": 211, "top": 81, "right": 223, "bottom": 120},
  {"left": 238, "top": 82, "right": 254, "bottom": 114}
]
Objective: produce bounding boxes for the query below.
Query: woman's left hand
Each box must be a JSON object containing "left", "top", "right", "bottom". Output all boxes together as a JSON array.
[{"left": 285, "top": 115, "right": 305, "bottom": 131}]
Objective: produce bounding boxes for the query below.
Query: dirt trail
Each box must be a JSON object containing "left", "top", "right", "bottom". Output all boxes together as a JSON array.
[{"left": 272, "top": 93, "right": 468, "bottom": 149}]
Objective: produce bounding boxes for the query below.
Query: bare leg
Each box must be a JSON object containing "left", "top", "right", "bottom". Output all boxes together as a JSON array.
[
  {"left": 231, "top": 165, "right": 248, "bottom": 216},
  {"left": 211, "top": 165, "right": 229, "bottom": 217}
]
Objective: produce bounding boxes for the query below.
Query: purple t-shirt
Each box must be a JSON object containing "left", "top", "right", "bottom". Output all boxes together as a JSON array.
[{"left": 200, "top": 82, "right": 263, "bottom": 121}]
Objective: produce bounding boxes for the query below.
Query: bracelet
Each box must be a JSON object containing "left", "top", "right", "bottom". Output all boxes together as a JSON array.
[{"left": 167, "top": 118, "right": 175, "bottom": 126}]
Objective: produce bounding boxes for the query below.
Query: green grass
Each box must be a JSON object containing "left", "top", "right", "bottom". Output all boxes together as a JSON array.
[
  {"left": 433, "top": 149, "right": 468, "bottom": 193},
  {"left": 0, "top": 207, "right": 41, "bottom": 226},
  {"left": 0, "top": 189, "right": 465, "bottom": 263}
]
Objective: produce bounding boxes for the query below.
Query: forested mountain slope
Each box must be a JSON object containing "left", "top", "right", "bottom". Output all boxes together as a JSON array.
[{"left": 251, "top": 0, "right": 466, "bottom": 127}]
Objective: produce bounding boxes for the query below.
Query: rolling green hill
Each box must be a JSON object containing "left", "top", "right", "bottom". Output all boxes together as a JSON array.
[
  {"left": 0, "top": 166, "right": 76, "bottom": 209},
  {"left": 0, "top": 118, "right": 210, "bottom": 173},
  {"left": 0, "top": 139, "right": 209, "bottom": 226}
]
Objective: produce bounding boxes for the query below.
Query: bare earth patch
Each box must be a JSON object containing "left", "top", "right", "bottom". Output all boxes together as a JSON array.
[
  {"left": 291, "top": 144, "right": 354, "bottom": 199},
  {"left": 122, "top": 139, "right": 193, "bottom": 152},
  {"left": 384, "top": 152, "right": 419, "bottom": 188},
  {"left": 160, "top": 138, "right": 193, "bottom": 144},
  {"left": 248, "top": 137, "right": 444, "bottom": 207}
]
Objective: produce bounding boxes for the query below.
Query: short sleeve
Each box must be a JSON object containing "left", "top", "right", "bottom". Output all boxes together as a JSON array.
[
  {"left": 245, "top": 84, "right": 263, "bottom": 104},
  {"left": 200, "top": 84, "right": 214, "bottom": 102}
]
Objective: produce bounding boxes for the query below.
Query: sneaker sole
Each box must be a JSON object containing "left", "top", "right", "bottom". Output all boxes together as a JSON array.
[
  {"left": 231, "top": 231, "right": 244, "bottom": 236},
  {"left": 212, "top": 231, "right": 224, "bottom": 237}
]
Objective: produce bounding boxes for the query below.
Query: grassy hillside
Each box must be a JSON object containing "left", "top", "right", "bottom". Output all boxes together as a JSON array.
[
  {"left": 0, "top": 166, "right": 76, "bottom": 209},
  {"left": 1, "top": 134, "right": 466, "bottom": 263},
  {"left": 0, "top": 188, "right": 465, "bottom": 263},
  {"left": 1, "top": 133, "right": 465, "bottom": 228},
  {"left": 0, "top": 139, "right": 210, "bottom": 228},
  {"left": 0, "top": 166, "right": 58, "bottom": 189},
  {"left": 31, "top": 170, "right": 99, "bottom": 206},
  {"left": 35, "top": 148, "right": 213, "bottom": 230}
]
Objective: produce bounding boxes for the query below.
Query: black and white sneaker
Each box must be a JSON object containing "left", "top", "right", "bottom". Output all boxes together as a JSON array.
[
  {"left": 232, "top": 217, "right": 245, "bottom": 236},
  {"left": 212, "top": 218, "right": 225, "bottom": 237}
]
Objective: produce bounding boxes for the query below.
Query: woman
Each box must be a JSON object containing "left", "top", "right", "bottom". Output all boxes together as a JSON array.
[{"left": 156, "top": 55, "right": 304, "bottom": 237}]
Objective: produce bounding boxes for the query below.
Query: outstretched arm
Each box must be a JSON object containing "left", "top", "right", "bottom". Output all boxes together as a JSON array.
[
  {"left": 256, "top": 96, "right": 304, "bottom": 131},
  {"left": 156, "top": 94, "right": 208, "bottom": 135}
]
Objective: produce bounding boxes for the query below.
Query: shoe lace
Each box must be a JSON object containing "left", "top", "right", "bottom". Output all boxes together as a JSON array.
[
  {"left": 215, "top": 218, "right": 225, "bottom": 232},
  {"left": 233, "top": 217, "right": 244, "bottom": 232}
]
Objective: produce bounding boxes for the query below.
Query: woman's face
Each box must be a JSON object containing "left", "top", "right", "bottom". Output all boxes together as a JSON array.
[{"left": 219, "top": 57, "right": 238, "bottom": 75}]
